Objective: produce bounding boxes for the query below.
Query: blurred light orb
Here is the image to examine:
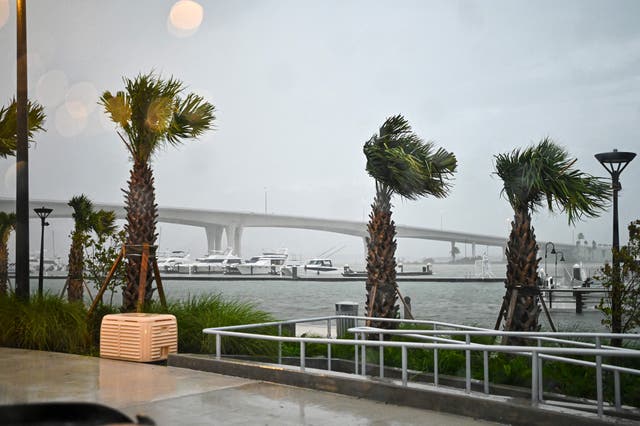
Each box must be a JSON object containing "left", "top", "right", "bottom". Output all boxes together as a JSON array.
[
  {"left": 168, "top": 0, "right": 203, "bottom": 37},
  {"left": 56, "top": 103, "right": 87, "bottom": 137},
  {"left": 0, "top": 0, "right": 9, "bottom": 30},
  {"left": 65, "top": 81, "right": 98, "bottom": 119},
  {"left": 36, "top": 70, "right": 69, "bottom": 108}
]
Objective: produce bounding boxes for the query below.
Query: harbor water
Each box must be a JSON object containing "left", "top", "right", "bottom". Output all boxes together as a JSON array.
[{"left": 31, "top": 261, "right": 607, "bottom": 332}]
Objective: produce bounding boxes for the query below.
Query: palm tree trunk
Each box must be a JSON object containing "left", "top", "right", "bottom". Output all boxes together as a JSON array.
[
  {"left": 501, "top": 210, "right": 541, "bottom": 343},
  {"left": 123, "top": 161, "right": 157, "bottom": 312},
  {"left": 365, "top": 190, "right": 399, "bottom": 331},
  {"left": 0, "top": 234, "right": 9, "bottom": 295},
  {"left": 67, "top": 232, "right": 84, "bottom": 302}
]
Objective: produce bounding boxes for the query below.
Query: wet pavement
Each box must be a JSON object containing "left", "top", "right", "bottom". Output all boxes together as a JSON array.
[{"left": 0, "top": 347, "right": 501, "bottom": 425}]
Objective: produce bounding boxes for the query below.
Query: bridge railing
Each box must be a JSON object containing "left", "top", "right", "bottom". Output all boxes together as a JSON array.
[{"left": 203, "top": 316, "right": 640, "bottom": 420}]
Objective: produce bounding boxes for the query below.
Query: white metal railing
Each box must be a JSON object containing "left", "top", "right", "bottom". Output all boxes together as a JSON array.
[{"left": 202, "top": 316, "right": 640, "bottom": 418}]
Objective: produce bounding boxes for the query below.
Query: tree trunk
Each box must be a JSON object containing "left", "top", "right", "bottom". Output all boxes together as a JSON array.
[
  {"left": 123, "top": 161, "right": 157, "bottom": 312},
  {"left": 0, "top": 235, "right": 9, "bottom": 295},
  {"left": 365, "top": 192, "right": 399, "bottom": 331},
  {"left": 67, "top": 232, "right": 84, "bottom": 302},
  {"left": 501, "top": 210, "right": 541, "bottom": 344}
]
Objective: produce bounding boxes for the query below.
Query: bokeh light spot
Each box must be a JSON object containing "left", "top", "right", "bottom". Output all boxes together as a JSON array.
[
  {"left": 65, "top": 81, "right": 98, "bottom": 119},
  {"left": 168, "top": 0, "right": 203, "bottom": 37},
  {"left": 36, "top": 70, "right": 69, "bottom": 108},
  {"left": 55, "top": 103, "right": 87, "bottom": 137},
  {"left": 0, "top": 0, "right": 9, "bottom": 30}
]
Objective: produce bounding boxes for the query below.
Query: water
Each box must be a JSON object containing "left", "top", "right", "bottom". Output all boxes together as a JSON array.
[{"left": 33, "top": 260, "right": 607, "bottom": 332}]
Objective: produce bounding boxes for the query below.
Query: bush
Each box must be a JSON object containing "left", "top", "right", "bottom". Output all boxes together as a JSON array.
[
  {"left": 147, "top": 294, "right": 277, "bottom": 356},
  {"left": 0, "top": 293, "right": 90, "bottom": 354}
]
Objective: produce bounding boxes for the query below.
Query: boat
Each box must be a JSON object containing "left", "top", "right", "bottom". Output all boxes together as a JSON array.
[
  {"left": 190, "top": 248, "right": 242, "bottom": 274},
  {"left": 235, "top": 249, "right": 288, "bottom": 275},
  {"left": 304, "top": 258, "right": 338, "bottom": 273},
  {"left": 27, "top": 255, "right": 66, "bottom": 274},
  {"left": 156, "top": 250, "right": 192, "bottom": 273},
  {"left": 342, "top": 263, "right": 433, "bottom": 277}
]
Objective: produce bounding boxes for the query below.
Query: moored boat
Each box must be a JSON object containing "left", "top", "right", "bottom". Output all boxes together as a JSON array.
[{"left": 236, "top": 249, "right": 288, "bottom": 275}]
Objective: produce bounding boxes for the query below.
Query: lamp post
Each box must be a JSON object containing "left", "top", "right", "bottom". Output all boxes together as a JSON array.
[
  {"left": 15, "top": 0, "right": 30, "bottom": 300},
  {"left": 554, "top": 250, "right": 565, "bottom": 281},
  {"left": 544, "top": 242, "right": 556, "bottom": 279},
  {"left": 34, "top": 207, "right": 52, "bottom": 298},
  {"left": 595, "top": 149, "right": 636, "bottom": 341}
]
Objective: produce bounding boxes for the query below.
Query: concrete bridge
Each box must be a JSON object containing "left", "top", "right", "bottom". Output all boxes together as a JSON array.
[{"left": 0, "top": 197, "right": 585, "bottom": 259}]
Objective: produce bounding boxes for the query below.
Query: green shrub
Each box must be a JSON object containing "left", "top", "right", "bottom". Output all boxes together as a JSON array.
[
  {"left": 147, "top": 294, "right": 277, "bottom": 356},
  {"left": 0, "top": 293, "right": 90, "bottom": 354}
]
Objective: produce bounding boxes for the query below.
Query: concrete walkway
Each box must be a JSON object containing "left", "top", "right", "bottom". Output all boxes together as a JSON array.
[{"left": 0, "top": 348, "right": 501, "bottom": 425}]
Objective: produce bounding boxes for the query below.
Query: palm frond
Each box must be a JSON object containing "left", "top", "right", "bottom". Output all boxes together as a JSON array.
[
  {"left": 0, "top": 99, "right": 46, "bottom": 158},
  {"left": 494, "top": 138, "right": 611, "bottom": 224},
  {"left": 100, "top": 72, "right": 215, "bottom": 163},
  {"left": 68, "top": 195, "right": 94, "bottom": 233},
  {"left": 364, "top": 115, "right": 457, "bottom": 200}
]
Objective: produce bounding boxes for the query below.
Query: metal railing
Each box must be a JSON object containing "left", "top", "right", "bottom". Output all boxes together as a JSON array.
[{"left": 203, "top": 316, "right": 640, "bottom": 418}]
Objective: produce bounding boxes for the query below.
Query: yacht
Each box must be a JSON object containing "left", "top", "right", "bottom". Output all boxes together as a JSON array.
[
  {"left": 190, "top": 248, "right": 242, "bottom": 274},
  {"left": 156, "top": 250, "right": 191, "bottom": 273},
  {"left": 304, "top": 258, "right": 338, "bottom": 273},
  {"left": 235, "top": 249, "right": 288, "bottom": 275}
]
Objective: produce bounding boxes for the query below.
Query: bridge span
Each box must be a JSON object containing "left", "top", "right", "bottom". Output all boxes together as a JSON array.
[{"left": 0, "top": 197, "right": 573, "bottom": 258}]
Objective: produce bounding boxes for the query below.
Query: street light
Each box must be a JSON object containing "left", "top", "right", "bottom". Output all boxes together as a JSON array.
[
  {"left": 595, "top": 149, "right": 636, "bottom": 339},
  {"left": 554, "top": 250, "right": 565, "bottom": 281},
  {"left": 544, "top": 242, "right": 556, "bottom": 279},
  {"left": 34, "top": 206, "right": 52, "bottom": 297}
]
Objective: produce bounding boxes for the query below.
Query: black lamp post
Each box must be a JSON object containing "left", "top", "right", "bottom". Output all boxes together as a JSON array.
[
  {"left": 595, "top": 149, "right": 636, "bottom": 340},
  {"left": 34, "top": 207, "right": 52, "bottom": 298},
  {"left": 554, "top": 250, "right": 565, "bottom": 281},
  {"left": 15, "top": 0, "right": 30, "bottom": 300},
  {"left": 544, "top": 242, "right": 556, "bottom": 278}
]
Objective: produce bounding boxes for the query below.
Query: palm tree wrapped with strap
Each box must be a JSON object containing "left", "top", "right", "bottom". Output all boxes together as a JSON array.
[
  {"left": 363, "top": 115, "right": 457, "bottom": 330},
  {"left": 100, "top": 72, "right": 215, "bottom": 311},
  {"left": 494, "top": 139, "right": 610, "bottom": 343}
]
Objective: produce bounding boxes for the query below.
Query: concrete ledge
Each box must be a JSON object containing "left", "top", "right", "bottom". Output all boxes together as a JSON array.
[{"left": 169, "top": 354, "right": 632, "bottom": 426}]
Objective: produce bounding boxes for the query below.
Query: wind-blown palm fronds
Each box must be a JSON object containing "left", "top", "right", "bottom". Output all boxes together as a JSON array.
[
  {"left": 0, "top": 98, "right": 46, "bottom": 157},
  {"left": 100, "top": 72, "right": 216, "bottom": 311},
  {"left": 363, "top": 115, "right": 457, "bottom": 330}
]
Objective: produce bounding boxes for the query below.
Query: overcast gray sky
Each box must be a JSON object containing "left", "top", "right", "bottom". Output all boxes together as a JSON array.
[{"left": 0, "top": 0, "right": 639, "bottom": 263}]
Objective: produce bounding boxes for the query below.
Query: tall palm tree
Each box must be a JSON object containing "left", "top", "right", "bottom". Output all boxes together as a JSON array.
[
  {"left": 0, "top": 98, "right": 46, "bottom": 156},
  {"left": 67, "top": 195, "right": 116, "bottom": 302},
  {"left": 100, "top": 72, "right": 215, "bottom": 311},
  {"left": 0, "top": 212, "right": 16, "bottom": 295},
  {"left": 363, "top": 115, "right": 457, "bottom": 330},
  {"left": 494, "top": 138, "right": 610, "bottom": 340}
]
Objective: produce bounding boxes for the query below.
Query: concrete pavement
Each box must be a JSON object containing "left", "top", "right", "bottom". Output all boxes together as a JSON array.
[{"left": 0, "top": 348, "right": 500, "bottom": 425}]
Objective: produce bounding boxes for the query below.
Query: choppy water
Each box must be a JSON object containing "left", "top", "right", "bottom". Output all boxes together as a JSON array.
[{"left": 33, "top": 260, "right": 607, "bottom": 332}]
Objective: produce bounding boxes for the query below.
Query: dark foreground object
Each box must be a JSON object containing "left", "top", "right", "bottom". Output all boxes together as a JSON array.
[{"left": 0, "top": 402, "right": 155, "bottom": 426}]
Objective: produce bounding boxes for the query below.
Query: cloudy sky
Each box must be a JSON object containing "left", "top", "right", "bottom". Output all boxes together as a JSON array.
[{"left": 0, "top": 0, "right": 639, "bottom": 263}]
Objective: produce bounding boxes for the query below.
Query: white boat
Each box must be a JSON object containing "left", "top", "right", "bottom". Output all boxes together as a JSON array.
[
  {"left": 28, "top": 255, "right": 66, "bottom": 274},
  {"left": 236, "top": 249, "right": 288, "bottom": 275},
  {"left": 156, "top": 250, "right": 192, "bottom": 273},
  {"left": 190, "top": 248, "right": 242, "bottom": 274},
  {"left": 304, "top": 258, "right": 338, "bottom": 273}
]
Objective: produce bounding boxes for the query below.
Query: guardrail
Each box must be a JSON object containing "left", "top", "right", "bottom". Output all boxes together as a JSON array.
[{"left": 203, "top": 315, "right": 640, "bottom": 419}]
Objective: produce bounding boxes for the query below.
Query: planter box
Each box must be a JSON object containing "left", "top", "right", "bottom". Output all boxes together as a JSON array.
[{"left": 100, "top": 313, "right": 177, "bottom": 362}]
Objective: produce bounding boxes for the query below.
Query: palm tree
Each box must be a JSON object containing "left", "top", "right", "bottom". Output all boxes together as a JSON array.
[
  {"left": 363, "top": 115, "right": 457, "bottom": 330},
  {"left": 0, "top": 212, "right": 16, "bottom": 295},
  {"left": 67, "top": 195, "right": 116, "bottom": 302},
  {"left": 494, "top": 138, "right": 610, "bottom": 340},
  {"left": 0, "top": 98, "right": 46, "bottom": 156},
  {"left": 100, "top": 72, "right": 215, "bottom": 311}
]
